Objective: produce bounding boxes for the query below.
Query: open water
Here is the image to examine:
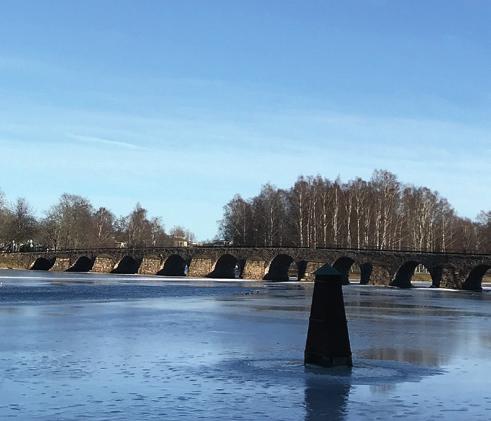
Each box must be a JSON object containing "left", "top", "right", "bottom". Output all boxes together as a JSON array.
[{"left": 1, "top": 270, "right": 491, "bottom": 420}]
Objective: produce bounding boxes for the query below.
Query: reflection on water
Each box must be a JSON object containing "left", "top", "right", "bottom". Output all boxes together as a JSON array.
[
  {"left": 1, "top": 269, "right": 491, "bottom": 419},
  {"left": 359, "top": 348, "right": 449, "bottom": 367},
  {"left": 304, "top": 379, "right": 351, "bottom": 421},
  {"left": 369, "top": 382, "right": 397, "bottom": 395}
]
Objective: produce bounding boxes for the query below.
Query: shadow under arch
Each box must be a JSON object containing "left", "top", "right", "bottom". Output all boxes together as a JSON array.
[
  {"left": 207, "top": 254, "right": 242, "bottom": 279},
  {"left": 30, "top": 257, "right": 56, "bottom": 271},
  {"left": 463, "top": 265, "right": 491, "bottom": 291},
  {"left": 390, "top": 261, "right": 439, "bottom": 288},
  {"left": 66, "top": 256, "right": 94, "bottom": 272},
  {"left": 111, "top": 255, "right": 141, "bottom": 274},
  {"left": 332, "top": 257, "right": 373, "bottom": 285},
  {"left": 158, "top": 254, "right": 187, "bottom": 276},
  {"left": 264, "top": 254, "right": 298, "bottom": 281}
]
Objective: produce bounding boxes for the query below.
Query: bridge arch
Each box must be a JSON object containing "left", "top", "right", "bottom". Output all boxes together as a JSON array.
[
  {"left": 207, "top": 254, "right": 242, "bottom": 279},
  {"left": 462, "top": 265, "right": 491, "bottom": 291},
  {"left": 390, "top": 261, "right": 439, "bottom": 288},
  {"left": 264, "top": 254, "right": 298, "bottom": 281},
  {"left": 111, "top": 256, "right": 141, "bottom": 274},
  {"left": 66, "top": 256, "right": 94, "bottom": 272},
  {"left": 30, "top": 257, "right": 55, "bottom": 271},
  {"left": 332, "top": 257, "right": 373, "bottom": 285},
  {"left": 158, "top": 254, "right": 187, "bottom": 276}
]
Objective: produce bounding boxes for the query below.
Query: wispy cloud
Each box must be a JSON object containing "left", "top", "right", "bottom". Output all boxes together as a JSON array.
[
  {"left": 68, "top": 134, "right": 145, "bottom": 151},
  {"left": 0, "top": 55, "right": 65, "bottom": 77}
]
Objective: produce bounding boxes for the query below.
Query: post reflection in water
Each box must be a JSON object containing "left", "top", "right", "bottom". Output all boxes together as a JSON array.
[{"left": 304, "top": 376, "right": 351, "bottom": 421}]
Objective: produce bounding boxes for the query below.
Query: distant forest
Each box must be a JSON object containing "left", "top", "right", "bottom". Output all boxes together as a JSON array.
[
  {"left": 219, "top": 170, "right": 491, "bottom": 253},
  {"left": 0, "top": 192, "right": 195, "bottom": 252}
]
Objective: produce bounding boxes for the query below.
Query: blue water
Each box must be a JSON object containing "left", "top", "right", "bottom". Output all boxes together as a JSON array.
[{"left": 1, "top": 270, "right": 491, "bottom": 420}]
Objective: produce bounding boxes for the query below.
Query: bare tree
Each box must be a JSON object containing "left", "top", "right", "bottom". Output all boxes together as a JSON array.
[
  {"left": 3, "top": 198, "right": 37, "bottom": 250},
  {"left": 92, "top": 207, "right": 116, "bottom": 248},
  {"left": 217, "top": 170, "right": 486, "bottom": 253},
  {"left": 219, "top": 195, "right": 252, "bottom": 245},
  {"left": 42, "top": 194, "right": 94, "bottom": 249},
  {"left": 477, "top": 211, "right": 491, "bottom": 253},
  {"left": 170, "top": 226, "right": 196, "bottom": 244},
  {"left": 124, "top": 203, "right": 153, "bottom": 247},
  {"left": 290, "top": 178, "right": 309, "bottom": 247}
]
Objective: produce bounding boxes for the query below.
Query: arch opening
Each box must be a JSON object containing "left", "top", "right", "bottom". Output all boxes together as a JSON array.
[
  {"left": 333, "top": 257, "right": 353, "bottom": 285},
  {"left": 463, "top": 265, "right": 491, "bottom": 292},
  {"left": 158, "top": 254, "right": 186, "bottom": 276},
  {"left": 208, "top": 254, "right": 242, "bottom": 279},
  {"left": 111, "top": 256, "right": 141, "bottom": 274},
  {"left": 66, "top": 256, "right": 94, "bottom": 272},
  {"left": 391, "top": 262, "right": 436, "bottom": 288},
  {"left": 264, "top": 254, "right": 298, "bottom": 281},
  {"left": 30, "top": 257, "right": 55, "bottom": 271}
]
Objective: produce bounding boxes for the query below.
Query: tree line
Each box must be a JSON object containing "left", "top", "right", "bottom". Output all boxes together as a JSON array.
[
  {"left": 219, "top": 170, "right": 491, "bottom": 253},
  {"left": 0, "top": 192, "right": 195, "bottom": 252}
]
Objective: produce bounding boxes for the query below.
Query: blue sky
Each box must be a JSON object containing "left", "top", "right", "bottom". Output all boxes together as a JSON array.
[{"left": 0, "top": 0, "right": 490, "bottom": 240}]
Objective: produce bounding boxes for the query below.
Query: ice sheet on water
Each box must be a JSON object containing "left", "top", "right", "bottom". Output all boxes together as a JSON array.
[{"left": 1, "top": 271, "right": 491, "bottom": 420}]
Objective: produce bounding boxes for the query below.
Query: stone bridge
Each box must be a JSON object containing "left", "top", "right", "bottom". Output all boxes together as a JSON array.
[{"left": 0, "top": 246, "right": 490, "bottom": 291}]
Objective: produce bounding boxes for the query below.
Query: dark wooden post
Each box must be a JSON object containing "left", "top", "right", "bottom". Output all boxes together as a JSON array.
[{"left": 304, "top": 264, "right": 352, "bottom": 367}]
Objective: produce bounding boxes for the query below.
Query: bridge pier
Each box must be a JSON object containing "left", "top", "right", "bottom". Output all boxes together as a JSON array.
[
  {"left": 50, "top": 257, "right": 71, "bottom": 272},
  {"left": 0, "top": 253, "right": 33, "bottom": 270},
  {"left": 138, "top": 257, "right": 161, "bottom": 275},
  {"left": 188, "top": 258, "right": 214, "bottom": 278},
  {"left": 439, "top": 267, "right": 463, "bottom": 289},
  {"left": 242, "top": 259, "right": 266, "bottom": 280},
  {"left": 428, "top": 266, "right": 443, "bottom": 288},
  {"left": 92, "top": 257, "right": 115, "bottom": 273},
  {"left": 369, "top": 265, "right": 392, "bottom": 286}
]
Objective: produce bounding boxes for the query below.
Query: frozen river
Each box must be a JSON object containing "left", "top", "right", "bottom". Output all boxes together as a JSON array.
[{"left": 1, "top": 270, "right": 491, "bottom": 420}]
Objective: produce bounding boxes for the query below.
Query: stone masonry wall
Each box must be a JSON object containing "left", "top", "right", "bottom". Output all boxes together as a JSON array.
[
  {"left": 0, "top": 247, "right": 488, "bottom": 289},
  {"left": 92, "top": 257, "right": 115, "bottom": 273},
  {"left": 0, "top": 253, "right": 33, "bottom": 270},
  {"left": 188, "top": 258, "right": 214, "bottom": 277},
  {"left": 50, "top": 258, "right": 71, "bottom": 272},
  {"left": 138, "top": 258, "right": 162, "bottom": 275},
  {"left": 242, "top": 260, "right": 266, "bottom": 280}
]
